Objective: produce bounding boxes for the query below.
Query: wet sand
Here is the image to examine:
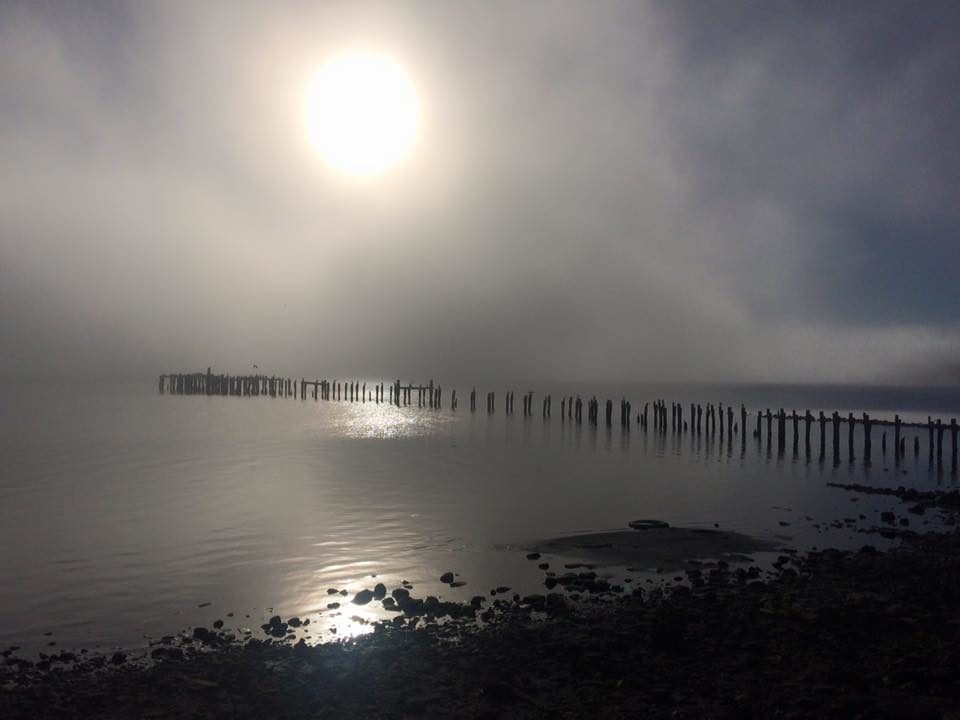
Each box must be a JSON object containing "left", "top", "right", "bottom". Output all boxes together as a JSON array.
[{"left": 528, "top": 523, "right": 781, "bottom": 571}]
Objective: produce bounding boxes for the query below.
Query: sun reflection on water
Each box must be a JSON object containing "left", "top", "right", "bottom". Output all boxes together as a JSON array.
[{"left": 331, "top": 402, "right": 458, "bottom": 440}]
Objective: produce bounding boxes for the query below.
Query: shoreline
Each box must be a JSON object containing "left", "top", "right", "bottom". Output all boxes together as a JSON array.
[{"left": 3, "top": 490, "right": 960, "bottom": 718}]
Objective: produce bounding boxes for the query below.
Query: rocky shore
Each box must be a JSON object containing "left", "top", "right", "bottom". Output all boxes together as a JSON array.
[{"left": 3, "top": 494, "right": 960, "bottom": 718}]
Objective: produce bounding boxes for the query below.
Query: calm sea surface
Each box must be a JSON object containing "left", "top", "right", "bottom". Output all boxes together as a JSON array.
[{"left": 1, "top": 380, "right": 958, "bottom": 655}]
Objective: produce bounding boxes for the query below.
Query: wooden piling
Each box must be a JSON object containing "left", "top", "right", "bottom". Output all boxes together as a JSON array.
[
  {"left": 863, "top": 413, "right": 872, "bottom": 465},
  {"left": 936, "top": 419, "right": 944, "bottom": 466},
  {"left": 894, "top": 415, "right": 901, "bottom": 463},
  {"left": 832, "top": 412, "right": 840, "bottom": 465},
  {"left": 848, "top": 413, "right": 856, "bottom": 462}
]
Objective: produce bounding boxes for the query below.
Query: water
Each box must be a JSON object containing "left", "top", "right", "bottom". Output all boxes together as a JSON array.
[{"left": 1, "top": 379, "right": 958, "bottom": 656}]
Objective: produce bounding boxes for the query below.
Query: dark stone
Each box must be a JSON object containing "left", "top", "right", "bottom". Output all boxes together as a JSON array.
[
  {"left": 526, "top": 552, "right": 541, "bottom": 560},
  {"left": 109, "top": 652, "right": 126, "bottom": 665},
  {"left": 287, "top": 617, "right": 301, "bottom": 627},
  {"left": 352, "top": 589, "right": 375, "bottom": 605},
  {"left": 373, "top": 583, "right": 387, "bottom": 600},
  {"left": 440, "top": 572, "right": 455, "bottom": 584}
]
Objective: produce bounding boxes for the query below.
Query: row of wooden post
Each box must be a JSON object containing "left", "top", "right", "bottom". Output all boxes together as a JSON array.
[
  {"left": 159, "top": 371, "right": 958, "bottom": 472},
  {"left": 159, "top": 370, "right": 295, "bottom": 398}
]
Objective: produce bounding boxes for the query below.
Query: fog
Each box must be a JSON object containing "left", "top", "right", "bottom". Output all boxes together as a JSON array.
[{"left": 2, "top": 1, "right": 958, "bottom": 384}]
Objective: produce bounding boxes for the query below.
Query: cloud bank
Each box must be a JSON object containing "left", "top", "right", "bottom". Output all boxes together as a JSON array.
[{"left": 1, "top": 1, "right": 958, "bottom": 384}]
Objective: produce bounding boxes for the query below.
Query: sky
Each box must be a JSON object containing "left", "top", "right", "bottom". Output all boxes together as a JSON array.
[{"left": 1, "top": 0, "right": 958, "bottom": 384}]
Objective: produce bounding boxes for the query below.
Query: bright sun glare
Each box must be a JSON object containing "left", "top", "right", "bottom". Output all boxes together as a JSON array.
[{"left": 306, "top": 53, "right": 419, "bottom": 177}]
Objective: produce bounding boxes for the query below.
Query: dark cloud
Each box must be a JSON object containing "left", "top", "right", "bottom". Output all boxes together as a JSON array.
[{"left": 1, "top": 1, "right": 957, "bottom": 383}]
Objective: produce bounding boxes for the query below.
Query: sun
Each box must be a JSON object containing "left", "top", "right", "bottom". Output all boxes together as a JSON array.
[{"left": 305, "top": 53, "right": 419, "bottom": 177}]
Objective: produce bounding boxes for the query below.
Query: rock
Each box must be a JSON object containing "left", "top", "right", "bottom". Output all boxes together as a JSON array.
[
  {"left": 881, "top": 511, "right": 896, "bottom": 524},
  {"left": 496, "top": 586, "right": 510, "bottom": 594},
  {"left": 373, "top": 583, "right": 387, "bottom": 600},
  {"left": 268, "top": 615, "right": 283, "bottom": 627},
  {"left": 327, "top": 588, "right": 339, "bottom": 595},
  {"left": 391, "top": 588, "right": 410, "bottom": 601},
  {"left": 352, "top": 590, "right": 375, "bottom": 605},
  {"left": 628, "top": 519, "right": 670, "bottom": 530},
  {"left": 109, "top": 652, "right": 126, "bottom": 665},
  {"left": 470, "top": 596, "right": 485, "bottom": 608},
  {"left": 440, "top": 572, "right": 455, "bottom": 584},
  {"left": 287, "top": 617, "right": 301, "bottom": 627},
  {"left": 449, "top": 581, "right": 466, "bottom": 588},
  {"left": 212, "top": 619, "right": 224, "bottom": 629},
  {"left": 526, "top": 552, "right": 541, "bottom": 560},
  {"left": 326, "top": 602, "right": 340, "bottom": 610},
  {"left": 193, "top": 627, "right": 215, "bottom": 643},
  {"left": 382, "top": 597, "right": 398, "bottom": 610}
]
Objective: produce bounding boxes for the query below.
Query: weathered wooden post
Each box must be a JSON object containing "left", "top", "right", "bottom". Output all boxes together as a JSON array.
[
  {"left": 803, "top": 411, "right": 812, "bottom": 454},
  {"left": 936, "top": 419, "right": 944, "bottom": 466},
  {"left": 832, "top": 412, "right": 840, "bottom": 465},
  {"left": 718, "top": 403, "right": 724, "bottom": 437},
  {"left": 776, "top": 409, "right": 785, "bottom": 454},
  {"left": 863, "top": 413, "right": 872, "bottom": 465},
  {"left": 894, "top": 415, "right": 901, "bottom": 463},
  {"left": 847, "top": 413, "right": 856, "bottom": 462},
  {"left": 951, "top": 418, "right": 958, "bottom": 473}
]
